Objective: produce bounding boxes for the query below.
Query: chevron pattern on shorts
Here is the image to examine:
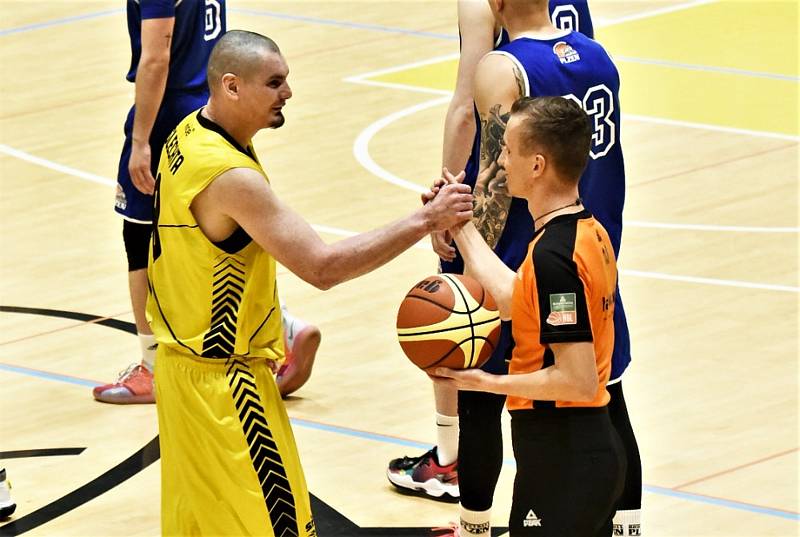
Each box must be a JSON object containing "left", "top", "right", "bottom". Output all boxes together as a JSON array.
[
  {"left": 202, "top": 255, "right": 245, "bottom": 358},
  {"left": 226, "top": 358, "right": 300, "bottom": 537}
]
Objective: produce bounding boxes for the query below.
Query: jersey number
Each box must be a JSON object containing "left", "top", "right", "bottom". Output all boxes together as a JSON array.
[
  {"left": 204, "top": 0, "right": 222, "bottom": 41},
  {"left": 564, "top": 85, "right": 616, "bottom": 159},
  {"left": 551, "top": 5, "right": 580, "bottom": 33}
]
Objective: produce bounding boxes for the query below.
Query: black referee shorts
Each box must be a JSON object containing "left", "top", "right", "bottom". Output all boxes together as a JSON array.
[{"left": 509, "top": 407, "right": 626, "bottom": 536}]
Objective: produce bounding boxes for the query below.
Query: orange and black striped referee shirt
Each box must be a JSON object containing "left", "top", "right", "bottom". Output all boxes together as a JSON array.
[{"left": 508, "top": 209, "right": 617, "bottom": 411}]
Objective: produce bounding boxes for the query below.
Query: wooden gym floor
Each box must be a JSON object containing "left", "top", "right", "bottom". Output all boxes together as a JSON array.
[{"left": 0, "top": 1, "right": 797, "bottom": 536}]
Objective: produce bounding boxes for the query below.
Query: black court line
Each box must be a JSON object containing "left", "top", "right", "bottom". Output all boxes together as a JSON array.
[
  {"left": 0, "top": 448, "right": 85, "bottom": 460},
  {"left": 0, "top": 306, "right": 136, "bottom": 335},
  {"left": 0, "top": 437, "right": 160, "bottom": 537},
  {"left": 1, "top": 306, "right": 510, "bottom": 536}
]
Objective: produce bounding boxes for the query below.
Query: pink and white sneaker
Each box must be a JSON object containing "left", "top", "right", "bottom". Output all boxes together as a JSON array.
[
  {"left": 276, "top": 310, "right": 321, "bottom": 397},
  {"left": 92, "top": 363, "right": 154, "bottom": 404}
]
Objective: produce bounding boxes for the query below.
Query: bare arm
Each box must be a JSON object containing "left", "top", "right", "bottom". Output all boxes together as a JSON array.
[
  {"left": 433, "top": 0, "right": 496, "bottom": 262},
  {"left": 129, "top": 16, "right": 174, "bottom": 195},
  {"left": 451, "top": 221, "right": 515, "bottom": 320},
  {"left": 192, "top": 168, "right": 473, "bottom": 290},
  {"left": 441, "top": 0, "right": 496, "bottom": 172},
  {"left": 471, "top": 53, "right": 524, "bottom": 249},
  {"left": 434, "top": 341, "right": 599, "bottom": 402}
]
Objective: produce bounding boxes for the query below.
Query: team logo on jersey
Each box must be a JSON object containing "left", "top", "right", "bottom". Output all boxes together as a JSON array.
[
  {"left": 547, "top": 293, "right": 577, "bottom": 326},
  {"left": 553, "top": 41, "right": 580, "bottom": 64},
  {"left": 523, "top": 510, "right": 542, "bottom": 527}
]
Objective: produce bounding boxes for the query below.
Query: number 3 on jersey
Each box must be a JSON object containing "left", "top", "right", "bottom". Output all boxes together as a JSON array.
[
  {"left": 564, "top": 85, "right": 615, "bottom": 159},
  {"left": 204, "top": 0, "right": 222, "bottom": 41}
]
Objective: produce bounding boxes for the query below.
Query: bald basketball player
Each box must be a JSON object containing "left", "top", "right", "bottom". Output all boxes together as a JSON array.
[{"left": 146, "top": 30, "right": 473, "bottom": 536}]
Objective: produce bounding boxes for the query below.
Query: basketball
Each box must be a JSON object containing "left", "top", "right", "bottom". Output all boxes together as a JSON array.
[{"left": 396, "top": 273, "right": 502, "bottom": 371}]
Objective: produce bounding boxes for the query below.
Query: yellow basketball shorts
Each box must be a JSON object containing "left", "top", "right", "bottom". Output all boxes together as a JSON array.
[{"left": 155, "top": 345, "right": 316, "bottom": 536}]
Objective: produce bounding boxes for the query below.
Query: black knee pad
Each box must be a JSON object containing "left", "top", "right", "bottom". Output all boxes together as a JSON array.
[{"left": 122, "top": 220, "right": 153, "bottom": 271}]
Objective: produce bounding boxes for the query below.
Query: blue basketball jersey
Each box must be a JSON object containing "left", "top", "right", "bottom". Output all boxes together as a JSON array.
[
  {"left": 126, "top": 0, "right": 226, "bottom": 91},
  {"left": 444, "top": 29, "right": 633, "bottom": 379}
]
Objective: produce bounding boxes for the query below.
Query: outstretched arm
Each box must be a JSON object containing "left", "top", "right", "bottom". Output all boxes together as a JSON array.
[
  {"left": 193, "top": 168, "right": 473, "bottom": 290},
  {"left": 451, "top": 221, "right": 515, "bottom": 320}
]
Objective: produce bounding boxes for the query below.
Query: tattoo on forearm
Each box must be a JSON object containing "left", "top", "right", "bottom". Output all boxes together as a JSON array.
[{"left": 474, "top": 104, "right": 511, "bottom": 249}]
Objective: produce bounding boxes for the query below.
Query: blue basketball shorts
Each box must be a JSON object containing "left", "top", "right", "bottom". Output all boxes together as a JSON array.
[{"left": 114, "top": 89, "right": 208, "bottom": 223}]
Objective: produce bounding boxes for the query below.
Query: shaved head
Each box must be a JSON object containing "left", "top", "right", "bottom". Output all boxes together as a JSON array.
[{"left": 207, "top": 30, "right": 281, "bottom": 92}]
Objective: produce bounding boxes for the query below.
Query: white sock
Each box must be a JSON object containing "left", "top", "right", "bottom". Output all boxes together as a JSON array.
[
  {"left": 460, "top": 506, "right": 491, "bottom": 536},
  {"left": 435, "top": 412, "right": 459, "bottom": 466},
  {"left": 139, "top": 333, "right": 157, "bottom": 372},
  {"left": 613, "top": 509, "right": 642, "bottom": 536}
]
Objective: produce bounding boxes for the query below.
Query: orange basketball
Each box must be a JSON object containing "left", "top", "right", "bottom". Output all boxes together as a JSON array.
[{"left": 396, "top": 273, "right": 501, "bottom": 371}]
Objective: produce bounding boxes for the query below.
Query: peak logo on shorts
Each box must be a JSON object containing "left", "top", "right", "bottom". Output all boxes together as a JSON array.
[
  {"left": 523, "top": 509, "right": 542, "bottom": 527},
  {"left": 547, "top": 293, "right": 577, "bottom": 326},
  {"left": 553, "top": 41, "right": 580, "bottom": 64}
]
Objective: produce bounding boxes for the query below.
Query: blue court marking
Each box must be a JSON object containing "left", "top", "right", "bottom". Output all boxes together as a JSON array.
[
  {"left": 228, "top": 7, "right": 457, "bottom": 41},
  {"left": 289, "top": 418, "right": 436, "bottom": 451},
  {"left": 0, "top": 362, "right": 99, "bottom": 388},
  {"left": 0, "top": 9, "right": 123, "bottom": 37},
  {"left": 3, "top": 358, "right": 799, "bottom": 522},
  {"left": 643, "top": 484, "right": 800, "bottom": 521}
]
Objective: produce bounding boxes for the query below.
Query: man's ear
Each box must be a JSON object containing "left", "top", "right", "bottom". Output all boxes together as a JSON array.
[
  {"left": 531, "top": 154, "right": 545, "bottom": 178},
  {"left": 221, "top": 73, "right": 239, "bottom": 99}
]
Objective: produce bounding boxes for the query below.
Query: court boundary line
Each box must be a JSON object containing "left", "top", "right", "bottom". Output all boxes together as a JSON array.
[
  {"left": 0, "top": 144, "right": 796, "bottom": 293},
  {"left": 0, "top": 351, "right": 797, "bottom": 522}
]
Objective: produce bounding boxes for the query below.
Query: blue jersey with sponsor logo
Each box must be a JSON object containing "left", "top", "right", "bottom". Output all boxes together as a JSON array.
[
  {"left": 444, "top": 26, "right": 633, "bottom": 379},
  {"left": 126, "top": 0, "right": 226, "bottom": 91}
]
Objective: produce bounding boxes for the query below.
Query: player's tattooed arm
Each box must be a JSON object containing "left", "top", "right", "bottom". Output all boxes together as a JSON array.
[{"left": 473, "top": 104, "right": 511, "bottom": 249}]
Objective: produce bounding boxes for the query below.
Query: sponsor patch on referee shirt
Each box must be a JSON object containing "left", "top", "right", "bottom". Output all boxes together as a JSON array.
[{"left": 547, "top": 293, "right": 577, "bottom": 326}]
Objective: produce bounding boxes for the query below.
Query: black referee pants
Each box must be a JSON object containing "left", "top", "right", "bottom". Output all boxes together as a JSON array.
[{"left": 508, "top": 407, "right": 626, "bottom": 536}]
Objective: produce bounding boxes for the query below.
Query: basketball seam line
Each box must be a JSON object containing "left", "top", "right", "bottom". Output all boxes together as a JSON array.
[
  {"left": 396, "top": 315, "right": 500, "bottom": 337},
  {"left": 442, "top": 274, "right": 476, "bottom": 368},
  {"left": 400, "top": 293, "right": 481, "bottom": 315},
  {"left": 420, "top": 336, "right": 498, "bottom": 370}
]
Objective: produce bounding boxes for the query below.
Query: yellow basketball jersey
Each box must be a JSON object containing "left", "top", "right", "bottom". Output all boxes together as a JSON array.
[{"left": 147, "top": 109, "right": 284, "bottom": 361}]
